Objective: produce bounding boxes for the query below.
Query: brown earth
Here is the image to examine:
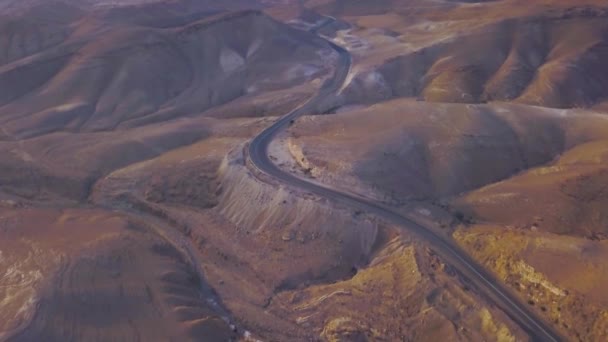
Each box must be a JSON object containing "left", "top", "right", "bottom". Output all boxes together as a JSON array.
[
  {"left": 304, "top": 0, "right": 608, "bottom": 109},
  {"left": 0, "top": 207, "right": 236, "bottom": 341},
  {"left": 279, "top": 4, "right": 608, "bottom": 338},
  {"left": 3, "top": 0, "right": 608, "bottom": 341},
  {"left": 283, "top": 100, "right": 608, "bottom": 201},
  {"left": 283, "top": 100, "right": 608, "bottom": 340}
]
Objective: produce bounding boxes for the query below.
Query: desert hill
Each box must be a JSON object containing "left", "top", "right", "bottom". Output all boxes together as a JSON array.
[
  {"left": 0, "top": 5, "right": 333, "bottom": 202},
  {"left": 272, "top": 3, "right": 608, "bottom": 340},
  {"left": 0, "top": 3, "right": 349, "bottom": 340},
  {"left": 282, "top": 101, "right": 608, "bottom": 200},
  {"left": 3, "top": 0, "right": 608, "bottom": 341},
  {"left": 303, "top": 0, "right": 608, "bottom": 108},
  {"left": 0, "top": 8, "right": 333, "bottom": 136}
]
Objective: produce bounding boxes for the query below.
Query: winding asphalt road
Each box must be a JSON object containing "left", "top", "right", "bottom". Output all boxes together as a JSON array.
[{"left": 248, "top": 38, "right": 563, "bottom": 341}]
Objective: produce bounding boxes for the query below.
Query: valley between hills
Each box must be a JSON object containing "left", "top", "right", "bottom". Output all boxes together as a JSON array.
[{"left": 2, "top": 1, "right": 608, "bottom": 341}]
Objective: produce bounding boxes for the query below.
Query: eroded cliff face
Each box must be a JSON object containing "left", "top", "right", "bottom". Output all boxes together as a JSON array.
[
  {"left": 218, "top": 144, "right": 379, "bottom": 282},
  {"left": 0, "top": 4, "right": 339, "bottom": 340},
  {"left": 3, "top": 0, "right": 608, "bottom": 340},
  {"left": 82, "top": 125, "right": 529, "bottom": 340}
]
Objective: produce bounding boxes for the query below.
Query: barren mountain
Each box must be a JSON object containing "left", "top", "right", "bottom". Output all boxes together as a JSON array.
[
  {"left": 271, "top": 1, "right": 608, "bottom": 340},
  {"left": 304, "top": 0, "right": 608, "bottom": 109},
  {"left": 2, "top": 0, "right": 608, "bottom": 341},
  {"left": 0, "top": 8, "right": 333, "bottom": 136}
]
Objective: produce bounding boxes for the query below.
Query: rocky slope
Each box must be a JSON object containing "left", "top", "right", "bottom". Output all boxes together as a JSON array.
[
  {"left": 0, "top": 3, "right": 340, "bottom": 340},
  {"left": 313, "top": 0, "right": 608, "bottom": 108},
  {"left": 275, "top": 3, "right": 608, "bottom": 339},
  {"left": 3, "top": 0, "right": 608, "bottom": 341},
  {"left": 88, "top": 136, "right": 528, "bottom": 341},
  {"left": 0, "top": 8, "right": 334, "bottom": 136}
]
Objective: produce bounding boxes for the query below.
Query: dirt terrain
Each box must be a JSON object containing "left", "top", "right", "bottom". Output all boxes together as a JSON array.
[
  {"left": 283, "top": 100, "right": 608, "bottom": 339},
  {"left": 2, "top": 0, "right": 608, "bottom": 341}
]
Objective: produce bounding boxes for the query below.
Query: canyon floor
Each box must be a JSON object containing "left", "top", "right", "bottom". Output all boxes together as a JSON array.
[{"left": 1, "top": 0, "right": 608, "bottom": 341}]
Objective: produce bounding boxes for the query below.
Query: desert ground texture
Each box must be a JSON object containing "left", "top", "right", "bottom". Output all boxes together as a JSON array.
[{"left": 1, "top": 0, "right": 608, "bottom": 341}]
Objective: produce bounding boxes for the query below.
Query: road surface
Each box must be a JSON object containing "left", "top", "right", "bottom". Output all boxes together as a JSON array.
[{"left": 248, "top": 37, "right": 563, "bottom": 342}]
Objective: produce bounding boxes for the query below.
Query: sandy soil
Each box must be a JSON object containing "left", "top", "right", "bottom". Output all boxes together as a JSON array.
[{"left": 3, "top": 0, "right": 608, "bottom": 341}]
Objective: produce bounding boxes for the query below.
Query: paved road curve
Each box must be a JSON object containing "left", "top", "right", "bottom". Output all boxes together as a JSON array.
[{"left": 248, "top": 39, "right": 563, "bottom": 342}]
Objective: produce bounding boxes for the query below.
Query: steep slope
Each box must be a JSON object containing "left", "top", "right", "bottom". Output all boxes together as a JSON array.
[
  {"left": 86, "top": 137, "right": 528, "bottom": 341},
  {"left": 451, "top": 138, "right": 608, "bottom": 340},
  {"left": 0, "top": 6, "right": 333, "bottom": 201},
  {"left": 280, "top": 100, "right": 608, "bottom": 201},
  {"left": 0, "top": 208, "right": 236, "bottom": 342},
  {"left": 0, "top": 2, "right": 81, "bottom": 66},
  {"left": 0, "top": 5, "right": 351, "bottom": 340},
  {"left": 4, "top": 1, "right": 608, "bottom": 340},
  {"left": 278, "top": 98, "right": 608, "bottom": 340},
  {"left": 0, "top": 9, "right": 334, "bottom": 136},
  {"left": 325, "top": 1, "right": 608, "bottom": 108},
  {"left": 454, "top": 139, "right": 608, "bottom": 238}
]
